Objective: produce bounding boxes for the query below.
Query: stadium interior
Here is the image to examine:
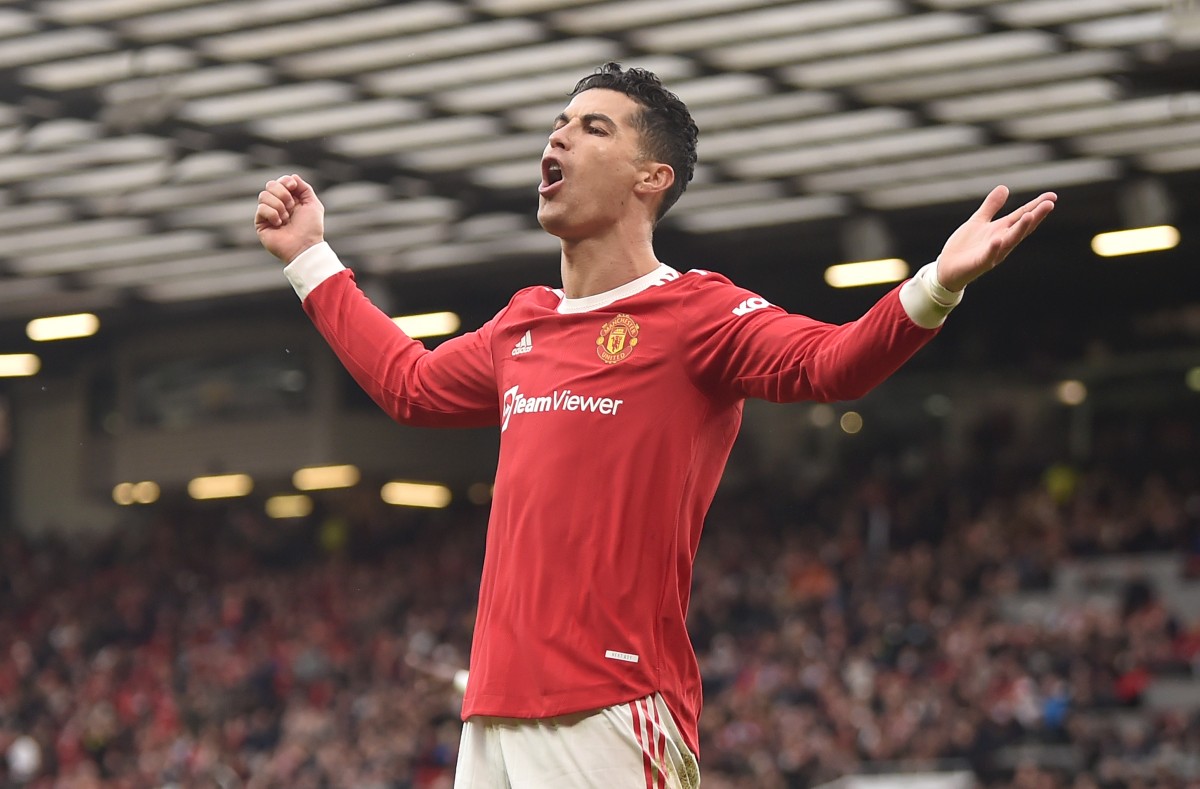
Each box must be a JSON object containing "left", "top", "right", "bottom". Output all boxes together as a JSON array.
[{"left": 1, "top": 0, "right": 1199, "bottom": 786}]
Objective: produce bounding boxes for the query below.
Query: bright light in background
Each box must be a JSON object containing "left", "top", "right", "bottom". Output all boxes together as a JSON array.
[
  {"left": 113, "top": 483, "right": 135, "bottom": 506},
  {"left": 381, "top": 481, "right": 452, "bottom": 509},
  {"left": 0, "top": 354, "right": 40, "bottom": 378},
  {"left": 26, "top": 313, "right": 100, "bottom": 342},
  {"left": 133, "top": 481, "right": 160, "bottom": 504},
  {"left": 188, "top": 473, "right": 253, "bottom": 500},
  {"left": 113, "top": 481, "right": 159, "bottom": 505},
  {"left": 1091, "top": 225, "right": 1180, "bottom": 257},
  {"left": 1186, "top": 367, "right": 1200, "bottom": 393},
  {"left": 824, "top": 259, "right": 909, "bottom": 288},
  {"left": 293, "top": 464, "right": 360, "bottom": 491},
  {"left": 1056, "top": 380, "right": 1088, "bottom": 406},
  {"left": 840, "top": 411, "right": 864, "bottom": 434},
  {"left": 809, "top": 404, "right": 835, "bottom": 428},
  {"left": 266, "top": 494, "right": 313, "bottom": 519},
  {"left": 392, "top": 311, "right": 461, "bottom": 338}
]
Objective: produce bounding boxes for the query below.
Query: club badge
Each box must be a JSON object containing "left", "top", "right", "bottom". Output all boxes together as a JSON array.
[{"left": 596, "top": 314, "right": 640, "bottom": 365}]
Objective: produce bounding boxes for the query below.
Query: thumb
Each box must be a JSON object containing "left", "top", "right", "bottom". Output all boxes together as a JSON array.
[{"left": 973, "top": 185, "right": 1009, "bottom": 222}]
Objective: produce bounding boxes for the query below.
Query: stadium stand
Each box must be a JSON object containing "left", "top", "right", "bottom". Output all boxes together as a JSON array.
[{"left": 2, "top": 410, "right": 1196, "bottom": 788}]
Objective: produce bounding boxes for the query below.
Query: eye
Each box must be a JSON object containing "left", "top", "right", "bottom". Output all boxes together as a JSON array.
[{"left": 587, "top": 125, "right": 607, "bottom": 136}]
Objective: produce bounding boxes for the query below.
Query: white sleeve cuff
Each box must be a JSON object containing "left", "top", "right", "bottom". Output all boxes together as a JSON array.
[
  {"left": 283, "top": 241, "right": 345, "bottom": 301},
  {"left": 898, "top": 260, "right": 964, "bottom": 329}
]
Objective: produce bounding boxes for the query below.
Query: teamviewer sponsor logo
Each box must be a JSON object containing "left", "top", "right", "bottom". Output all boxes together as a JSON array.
[{"left": 501, "top": 385, "right": 624, "bottom": 432}]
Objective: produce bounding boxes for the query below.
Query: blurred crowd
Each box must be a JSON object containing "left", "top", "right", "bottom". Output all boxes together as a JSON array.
[{"left": 2, "top": 416, "right": 1199, "bottom": 788}]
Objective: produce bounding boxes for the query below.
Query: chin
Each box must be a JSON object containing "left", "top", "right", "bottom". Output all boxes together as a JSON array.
[
  {"left": 538, "top": 205, "right": 609, "bottom": 243},
  {"left": 536, "top": 206, "right": 571, "bottom": 238}
]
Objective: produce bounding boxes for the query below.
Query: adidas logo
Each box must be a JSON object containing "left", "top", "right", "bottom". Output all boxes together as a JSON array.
[
  {"left": 511, "top": 330, "right": 533, "bottom": 356},
  {"left": 732, "top": 297, "right": 770, "bottom": 317}
]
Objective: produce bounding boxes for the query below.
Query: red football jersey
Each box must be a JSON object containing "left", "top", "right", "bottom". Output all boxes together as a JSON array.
[{"left": 287, "top": 244, "right": 943, "bottom": 756}]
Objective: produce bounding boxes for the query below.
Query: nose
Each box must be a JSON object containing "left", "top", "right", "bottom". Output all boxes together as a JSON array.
[{"left": 547, "top": 122, "right": 571, "bottom": 149}]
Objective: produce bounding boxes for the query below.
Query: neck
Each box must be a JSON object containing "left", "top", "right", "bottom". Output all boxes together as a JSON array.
[{"left": 558, "top": 224, "right": 661, "bottom": 298}]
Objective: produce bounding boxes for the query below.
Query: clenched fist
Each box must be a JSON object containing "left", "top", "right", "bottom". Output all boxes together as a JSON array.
[{"left": 255, "top": 173, "right": 325, "bottom": 263}]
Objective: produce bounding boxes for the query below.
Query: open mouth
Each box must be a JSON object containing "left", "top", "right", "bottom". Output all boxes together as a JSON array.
[{"left": 540, "top": 158, "right": 564, "bottom": 193}]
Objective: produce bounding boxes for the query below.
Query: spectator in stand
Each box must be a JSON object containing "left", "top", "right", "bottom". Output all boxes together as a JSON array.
[{"left": 1, "top": 424, "right": 1197, "bottom": 787}]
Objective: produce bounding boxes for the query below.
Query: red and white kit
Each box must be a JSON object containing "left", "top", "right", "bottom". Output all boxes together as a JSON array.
[{"left": 285, "top": 242, "right": 954, "bottom": 765}]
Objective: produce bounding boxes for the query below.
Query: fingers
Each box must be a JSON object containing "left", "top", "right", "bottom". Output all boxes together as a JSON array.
[
  {"left": 992, "top": 197, "right": 1055, "bottom": 262},
  {"left": 254, "top": 201, "right": 283, "bottom": 229},
  {"left": 255, "top": 174, "right": 307, "bottom": 229},
  {"left": 256, "top": 189, "right": 291, "bottom": 228},
  {"left": 975, "top": 186, "right": 1058, "bottom": 231},
  {"left": 984, "top": 188, "right": 1057, "bottom": 258},
  {"left": 1007, "top": 198, "right": 1055, "bottom": 245},
  {"left": 973, "top": 184, "right": 1010, "bottom": 221},
  {"left": 279, "top": 173, "right": 317, "bottom": 203},
  {"left": 1001, "top": 191, "right": 1057, "bottom": 229}
]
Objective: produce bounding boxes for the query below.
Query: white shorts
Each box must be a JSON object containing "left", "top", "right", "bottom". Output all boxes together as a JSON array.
[{"left": 453, "top": 693, "right": 700, "bottom": 789}]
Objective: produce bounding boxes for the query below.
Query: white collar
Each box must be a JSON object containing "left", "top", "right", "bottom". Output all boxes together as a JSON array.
[{"left": 555, "top": 264, "right": 679, "bottom": 314}]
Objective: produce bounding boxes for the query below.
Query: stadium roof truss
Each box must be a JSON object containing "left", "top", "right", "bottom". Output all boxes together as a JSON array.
[{"left": 0, "top": 0, "right": 1196, "bottom": 315}]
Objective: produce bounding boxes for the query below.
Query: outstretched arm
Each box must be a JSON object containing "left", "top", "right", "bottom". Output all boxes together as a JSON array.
[
  {"left": 936, "top": 185, "right": 1057, "bottom": 292},
  {"left": 683, "top": 187, "right": 1058, "bottom": 403}
]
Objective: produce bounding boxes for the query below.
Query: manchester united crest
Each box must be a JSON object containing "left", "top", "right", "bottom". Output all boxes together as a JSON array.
[{"left": 596, "top": 314, "right": 640, "bottom": 365}]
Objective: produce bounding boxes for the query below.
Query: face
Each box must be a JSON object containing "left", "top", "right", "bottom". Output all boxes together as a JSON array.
[{"left": 537, "top": 89, "right": 659, "bottom": 241}]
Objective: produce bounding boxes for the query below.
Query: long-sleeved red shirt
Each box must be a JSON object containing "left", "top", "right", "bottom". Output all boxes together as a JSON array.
[{"left": 286, "top": 243, "right": 950, "bottom": 757}]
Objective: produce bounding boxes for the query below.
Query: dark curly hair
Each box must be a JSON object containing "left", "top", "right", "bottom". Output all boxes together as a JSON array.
[{"left": 571, "top": 62, "right": 699, "bottom": 222}]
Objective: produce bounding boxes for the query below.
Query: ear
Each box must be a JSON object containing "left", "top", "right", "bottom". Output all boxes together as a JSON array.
[{"left": 634, "top": 162, "right": 675, "bottom": 199}]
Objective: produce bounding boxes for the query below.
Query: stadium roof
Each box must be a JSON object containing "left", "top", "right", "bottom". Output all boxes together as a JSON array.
[{"left": 0, "top": 0, "right": 1196, "bottom": 331}]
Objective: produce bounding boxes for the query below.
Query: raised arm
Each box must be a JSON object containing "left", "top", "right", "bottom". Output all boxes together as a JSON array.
[{"left": 256, "top": 175, "right": 500, "bottom": 428}]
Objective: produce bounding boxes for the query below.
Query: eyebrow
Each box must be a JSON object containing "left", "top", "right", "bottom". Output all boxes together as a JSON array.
[{"left": 554, "top": 112, "right": 618, "bottom": 130}]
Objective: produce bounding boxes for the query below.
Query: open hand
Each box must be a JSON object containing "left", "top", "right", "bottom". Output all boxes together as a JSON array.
[
  {"left": 936, "top": 186, "right": 1057, "bottom": 292},
  {"left": 255, "top": 173, "right": 325, "bottom": 263}
]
